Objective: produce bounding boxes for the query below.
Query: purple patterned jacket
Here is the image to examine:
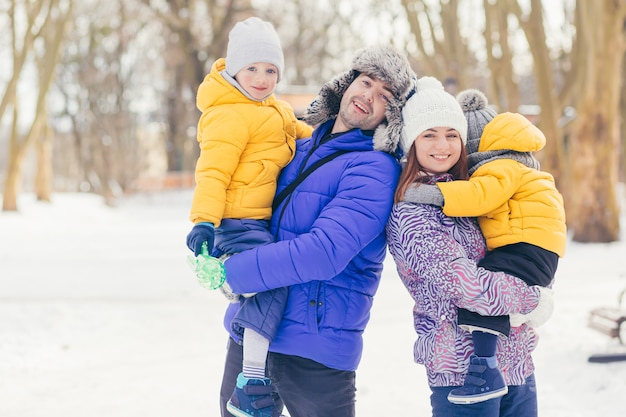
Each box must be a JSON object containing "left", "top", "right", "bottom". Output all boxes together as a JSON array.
[{"left": 385, "top": 174, "right": 541, "bottom": 387}]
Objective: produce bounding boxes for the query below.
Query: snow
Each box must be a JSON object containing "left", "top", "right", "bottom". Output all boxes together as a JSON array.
[{"left": 1, "top": 190, "right": 625, "bottom": 417}]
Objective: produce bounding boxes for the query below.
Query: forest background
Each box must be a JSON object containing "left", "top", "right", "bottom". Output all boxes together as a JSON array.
[{"left": 1, "top": 0, "right": 625, "bottom": 244}]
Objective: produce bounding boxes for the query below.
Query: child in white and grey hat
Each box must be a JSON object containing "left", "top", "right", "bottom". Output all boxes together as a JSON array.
[
  {"left": 224, "top": 16, "right": 285, "bottom": 94},
  {"left": 403, "top": 87, "right": 566, "bottom": 405},
  {"left": 185, "top": 16, "right": 313, "bottom": 417}
]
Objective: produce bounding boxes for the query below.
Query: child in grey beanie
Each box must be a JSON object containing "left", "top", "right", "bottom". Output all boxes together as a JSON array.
[
  {"left": 186, "top": 16, "right": 312, "bottom": 417},
  {"left": 225, "top": 16, "right": 285, "bottom": 82}
]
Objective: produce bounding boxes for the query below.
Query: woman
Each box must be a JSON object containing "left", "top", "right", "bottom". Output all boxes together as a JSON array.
[{"left": 385, "top": 76, "right": 550, "bottom": 417}]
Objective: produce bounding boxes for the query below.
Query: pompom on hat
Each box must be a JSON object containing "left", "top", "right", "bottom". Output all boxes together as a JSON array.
[
  {"left": 456, "top": 88, "right": 498, "bottom": 155},
  {"left": 225, "top": 17, "right": 285, "bottom": 82},
  {"left": 303, "top": 45, "right": 415, "bottom": 155},
  {"left": 399, "top": 76, "right": 467, "bottom": 155}
]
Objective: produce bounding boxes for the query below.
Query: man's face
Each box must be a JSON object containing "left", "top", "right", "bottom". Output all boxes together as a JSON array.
[{"left": 332, "top": 73, "right": 393, "bottom": 133}]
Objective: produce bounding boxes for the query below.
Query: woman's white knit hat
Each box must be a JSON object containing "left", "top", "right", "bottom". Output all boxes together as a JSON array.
[
  {"left": 400, "top": 76, "right": 467, "bottom": 155},
  {"left": 225, "top": 17, "right": 284, "bottom": 81}
]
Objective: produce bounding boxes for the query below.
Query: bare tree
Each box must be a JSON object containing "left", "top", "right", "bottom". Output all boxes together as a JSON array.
[
  {"left": 400, "top": 0, "right": 473, "bottom": 84},
  {"left": 51, "top": 0, "right": 167, "bottom": 205},
  {"left": 504, "top": 0, "right": 625, "bottom": 241},
  {"left": 33, "top": 1, "right": 74, "bottom": 202},
  {"left": 140, "top": 0, "right": 255, "bottom": 173},
  {"left": 1, "top": 0, "right": 71, "bottom": 211},
  {"left": 266, "top": 0, "right": 405, "bottom": 86},
  {"left": 565, "top": 0, "right": 626, "bottom": 242},
  {"left": 142, "top": 0, "right": 380, "bottom": 172},
  {"left": 400, "top": 0, "right": 624, "bottom": 242},
  {"left": 509, "top": 0, "right": 565, "bottom": 184},
  {"left": 483, "top": 0, "right": 520, "bottom": 112},
  {"left": 4, "top": 0, "right": 621, "bottom": 243},
  {"left": 622, "top": 46, "right": 626, "bottom": 183}
]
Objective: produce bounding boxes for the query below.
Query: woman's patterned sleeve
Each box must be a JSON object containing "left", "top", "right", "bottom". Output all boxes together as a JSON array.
[
  {"left": 446, "top": 257, "right": 540, "bottom": 316},
  {"left": 387, "top": 203, "right": 540, "bottom": 315}
]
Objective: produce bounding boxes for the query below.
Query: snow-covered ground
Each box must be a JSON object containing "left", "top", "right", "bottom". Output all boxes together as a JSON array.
[{"left": 1, "top": 190, "right": 625, "bottom": 416}]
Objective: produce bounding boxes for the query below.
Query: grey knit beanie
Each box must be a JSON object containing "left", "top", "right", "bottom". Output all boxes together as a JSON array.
[
  {"left": 225, "top": 17, "right": 284, "bottom": 82},
  {"left": 400, "top": 76, "right": 468, "bottom": 155},
  {"left": 456, "top": 89, "right": 498, "bottom": 155},
  {"left": 303, "top": 45, "right": 415, "bottom": 155}
]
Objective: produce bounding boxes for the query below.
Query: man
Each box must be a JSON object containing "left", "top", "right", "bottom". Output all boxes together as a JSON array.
[{"left": 219, "top": 45, "right": 414, "bottom": 417}]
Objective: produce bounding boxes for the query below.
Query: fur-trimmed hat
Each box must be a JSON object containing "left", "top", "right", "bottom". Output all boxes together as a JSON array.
[
  {"left": 456, "top": 89, "right": 498, "bottom": 156},
  {"left": 302, "top": 45, "right": 414, "bottom": 155},
  {"left": 225, "top": 17, "right": 285, "bottom": 82},
  {"left": 399, "top": 76, "right": 467, "bottom": 155}
]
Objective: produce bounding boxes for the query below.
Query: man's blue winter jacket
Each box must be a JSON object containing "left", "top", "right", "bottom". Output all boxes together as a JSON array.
[{"left": 223, "top": 120, "right": 401, "bottom": 371}]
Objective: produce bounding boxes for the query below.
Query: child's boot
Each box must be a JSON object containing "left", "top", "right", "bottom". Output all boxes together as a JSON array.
[
  {"left": 447, "top": 355, "right": 508, "bottom": 404},
  {"left": 226, "top": 372, "right": 277, "bottom": 417}
]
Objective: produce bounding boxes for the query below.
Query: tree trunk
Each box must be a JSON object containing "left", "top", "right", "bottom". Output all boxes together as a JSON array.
[
  {"left": 621, "top": 46, "right": 626, "bottom": 183},
  {"left": 3, "top": 106, "right": 24, "bottom": 211},
  {"left": 2, "top": 0, "right": 71, "bottom": 211},
  {"left": 513, "top": 0, "right": 565, "bottom": 186},
  {"left": 35, "top": 123, "right": 53, "bottom": 202},
  {"left": 400, "top": 0, "right": 474, "bottom": 85},
  {"left": 1, "top": 1, "right": 41, "bottom": 211},
  {"left": 483, "top": 0, "right": 520, "bottom": 112},
  {"left": 568, "top": 0, "right": 625, "bottom": 242},
  {"left": 33, "top": 0, "right": 72, "bottom": 202}
]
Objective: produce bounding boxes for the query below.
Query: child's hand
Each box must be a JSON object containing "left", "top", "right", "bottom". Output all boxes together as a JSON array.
[
  {"left": 186, "top": 222, "right": 215, "bottom": 256},
  {"left": 510, "top": 287, "right": 554, "bottom": 327},
  {"left": 403, "top": 184, "right": 444, "bottom": 207}
]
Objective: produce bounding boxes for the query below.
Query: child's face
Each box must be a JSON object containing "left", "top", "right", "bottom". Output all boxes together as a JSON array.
[
  {"left": 235, "top": 62, "right": 279, "bottom": 100},
  {"left": 414, "top": 127, "right": 463, "bottom": 175}
]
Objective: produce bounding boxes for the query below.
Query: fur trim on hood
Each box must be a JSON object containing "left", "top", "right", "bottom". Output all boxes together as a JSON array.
[{"left": 303, "top": 45, "right": 415, "bottom": 156}]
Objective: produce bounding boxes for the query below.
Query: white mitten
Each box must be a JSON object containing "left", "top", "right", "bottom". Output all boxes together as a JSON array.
[
  {"left": 509, "top": 312, "right": 527, "bottom": 327},
  {"left": 220, "top": 281, "right": 240, "bottom": 303},
  {"left": 510, "top": 287, "right": 554, "bottom": 328}
]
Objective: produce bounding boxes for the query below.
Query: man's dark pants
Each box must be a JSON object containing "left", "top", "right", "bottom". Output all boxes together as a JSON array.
[{"left": 220, "top": 338, "right": 356, "bottom": 417}]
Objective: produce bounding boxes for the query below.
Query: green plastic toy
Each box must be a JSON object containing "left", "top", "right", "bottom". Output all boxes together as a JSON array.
[{"left": 187, "top": 241, "right": 225, "bottom": 290}]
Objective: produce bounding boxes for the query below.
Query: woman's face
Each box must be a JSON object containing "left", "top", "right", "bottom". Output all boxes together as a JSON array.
[{"left": 413, "top": 127, "right": 463, "bottom": 175}]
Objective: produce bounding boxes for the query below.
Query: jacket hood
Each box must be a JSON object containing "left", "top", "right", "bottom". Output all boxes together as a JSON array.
[{"left": 479, "top": 112, "right": 546, "bottom": 153}]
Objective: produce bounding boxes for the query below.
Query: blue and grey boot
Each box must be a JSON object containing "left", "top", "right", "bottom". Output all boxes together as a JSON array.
[
  {"left": 447, "top": 355, "right": 508, "bottom": 404},
  {"left": 227, "top": 373, "right": 278, "bottom": 417}
]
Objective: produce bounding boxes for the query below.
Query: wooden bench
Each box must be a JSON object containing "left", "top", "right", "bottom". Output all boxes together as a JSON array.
[{"left": 588, "top": 288, "right": 626, "bottom": 345}]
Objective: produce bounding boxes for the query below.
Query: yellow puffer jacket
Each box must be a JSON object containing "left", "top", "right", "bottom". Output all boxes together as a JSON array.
[
  {"left": 190, "top": 58, "right": 313, "bottom": 226},
  {"left": 437, "top": 112, "right": 567, "bottom": 257}
]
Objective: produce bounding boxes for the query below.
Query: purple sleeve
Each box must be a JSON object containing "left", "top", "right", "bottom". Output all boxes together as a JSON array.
[
  {"left": 225, "top": 154, "right": 400, "bottom": 294},
  {"left": 446, "top": 257, "right": 540, "bottom": 315},
  {"left": 387, "top": 203, "right": 540, "bottom": 315}
]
